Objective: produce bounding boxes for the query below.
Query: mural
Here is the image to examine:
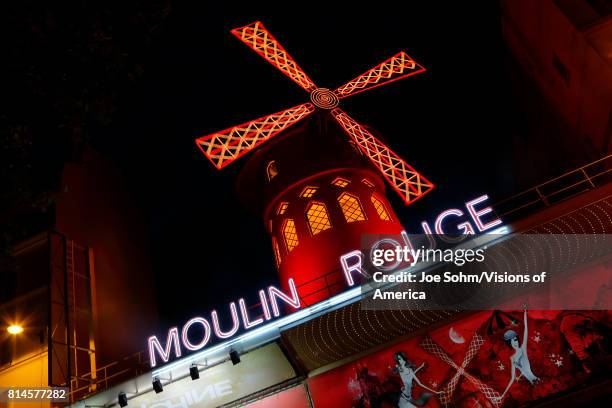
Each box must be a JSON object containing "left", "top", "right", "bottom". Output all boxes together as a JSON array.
[{"left": 308, "top": 309, "right": 611, "bottom": 407}]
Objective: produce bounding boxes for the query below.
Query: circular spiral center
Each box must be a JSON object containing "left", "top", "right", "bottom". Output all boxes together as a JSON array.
[{"left": 310, "top": 88, "right": 339, "bottom": 109}]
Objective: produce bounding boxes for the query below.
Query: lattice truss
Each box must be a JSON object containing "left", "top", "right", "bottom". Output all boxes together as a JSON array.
[
  {"left": 332, "top": 109, "right": 433, "bottom": 203},
  {"left": 195, "top": 20, "right": 434, "bottom": 205},
  {"left": 421, "top": 333, "right": 502, "bottom": 408},
  {"left": 334, "top": 51, "right": 425, "bottom": 97},
  {"left": 196, "top": 104, "right": 314, "bottom": 169}
]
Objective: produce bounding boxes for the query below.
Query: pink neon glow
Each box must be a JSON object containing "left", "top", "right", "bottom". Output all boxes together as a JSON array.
[
  {"left": 340, "top": 250, "right": 367, "bottom": 287},
  {"left": 239, "top": 298, "right": 265, "bottom": 329},
  {"left": 400, "top": 230, "right": 415, "bottom": 251},
  {"left": 211, "top": 302, "right": 240, "bottom": 339},
  {"left": 457, "top": 221, "right": 476, "bottom": 235},
  {"left": 268, "top": 278, "right": 301, "bottom": 317},
  {"left": 434, "top": 209, "right": 464, "bottom": 235},
  {"left": 466, "top": 195, "right": 502, "bottom": 232},
  {"left": 421, "top": 221, "right": 434, "bottom": 235},
  {"left": 259, "top": 289, "right": 272, "bottom": 320},
  {"left": 181, "top": 317, "right": 212, "bottom": 351},
  {"left": 148, "top": 327, "right": 181, "bottom": 367}
]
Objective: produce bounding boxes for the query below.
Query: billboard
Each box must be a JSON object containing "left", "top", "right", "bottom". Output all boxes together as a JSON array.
[
  {"left": 308, "top": 310, "right": 611, "bottom": 407},
  {"left": 129, "top": 343, "right": 295, "bottom": 408}
]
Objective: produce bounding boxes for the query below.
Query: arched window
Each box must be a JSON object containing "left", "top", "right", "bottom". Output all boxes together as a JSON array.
[
  {"left": 277, "top": 202, "right": 289, "bottom": 215},
  {"left": 362, "top": 178, "right": 375, "bottom": 188},
  {"left": 272, "top": 237, "right": 282, "bottom": 267},
  {"left": 331, "top": 177, "right": 350, "bottom": 187},
  {"left": 306, "top": 201, "right": 332, "bottom": 235},
  {"left": 338, "top": 192, "right": 367, "bottom": 223},
  {"left": 300, "top": 186, "right": 318, "bottom": 198},
  {"left": 371, "top": 194, "right": 391, "bottom": 221},
  {"left": 282, "top": 219, "right": 299, "bottom": 252},
  {"left": 266, "top": 160, "right": 278, "bottom": 181}
]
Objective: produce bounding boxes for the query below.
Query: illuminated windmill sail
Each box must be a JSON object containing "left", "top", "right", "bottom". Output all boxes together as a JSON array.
[{"left": 196, "top": 21, "right": 434, "bottom": 205}]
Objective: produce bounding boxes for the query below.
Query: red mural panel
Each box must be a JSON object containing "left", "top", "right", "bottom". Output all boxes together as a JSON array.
[
  {"left": 243, "top": 384, "right": 310, "bottom": 408},
  {"left": 308, "top": 310, "right": 611, "bottom": 407}
]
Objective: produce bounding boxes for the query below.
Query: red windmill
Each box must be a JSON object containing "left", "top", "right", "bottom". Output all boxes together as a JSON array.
[{"left": 196, "top": 21, "right": 434, "bottom": 304}]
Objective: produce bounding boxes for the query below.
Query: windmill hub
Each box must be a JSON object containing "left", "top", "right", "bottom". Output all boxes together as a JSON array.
[
  {"left": 310, "top": 88, "right": 339, "bottom": 109},
  {"left": 196, "top": 21, "right": 433, "bottom": 205}
]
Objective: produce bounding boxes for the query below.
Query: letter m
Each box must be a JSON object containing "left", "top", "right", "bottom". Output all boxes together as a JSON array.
[{"left": 148, "top": 327, "right": 181, "bottom": 367}]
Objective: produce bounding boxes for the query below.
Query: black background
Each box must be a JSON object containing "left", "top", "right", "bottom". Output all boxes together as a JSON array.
[{"left": 5, "top": 1, "right": 586, "bottom": 329}]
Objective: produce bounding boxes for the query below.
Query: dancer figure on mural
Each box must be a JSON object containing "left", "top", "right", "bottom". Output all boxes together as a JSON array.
[
  {"left": 394, "top": 351, "right": 441, "bottom": 407},
  {"left": 497, "top": 305, "right": 540, "bottom": 402}
]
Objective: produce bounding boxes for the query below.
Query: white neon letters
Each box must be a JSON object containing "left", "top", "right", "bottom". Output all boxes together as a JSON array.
[
  {"left": 148, "top": 195, "right": 503, "bottom": 368},
  {"left": 466, "top": 195, "right": 502, "bottom": 231},
  {"left": 259, "top": 289, "right": 272, "bottom": 320},
  {"left": 148, "top": 278, "right": 303, "bottom": 367},
  {"left": 239, "top": 298, "right": 264, "bottom": 329},
  {"left": 340, "top": 250, "right": 369, "bottom": 286},
  {"left": 148, "top": 327, "right": 181, "bottom": 367},
  {"left": 211, "top": 302, "right": 240, "bottom": 339},
  {"left": 339, "top": 194, "right": 504, "bottom": 287},
  {"left": 181, "top": 317, "right": 212, "bottom": 351},
  {"left": 434, "top": 209, "right": 464, "bottom": 234},
  {"left": 268, "top": 278, "right": 301, "bottom": 317}
]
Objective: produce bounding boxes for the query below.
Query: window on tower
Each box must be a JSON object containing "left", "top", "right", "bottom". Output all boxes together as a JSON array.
[
  {"left": 266, "top": 160, "right": 278, "bottom": 181},
  {"left": 371, "top": 194, "right": 392, "bottom": 221},
  {"left": 331, "top": 177, "right": 350, "bottom": 187},
  {"left": 277, "top": 202, "right": 289, "bottom": 215},
  {"left": 338, "top": 192, "right": 367, "bottom": 223},
  {"left": 306, "top": 201, "right": 332, "bottom": 235},
  {"left": 300, "top": 186, "right": 318, "bottom": 198},
  {"left": 283, "top": 219, "right": 299, "bottom": 252},
  {"left": 362, "top": 178, "right": 375, "bottom": 187}
]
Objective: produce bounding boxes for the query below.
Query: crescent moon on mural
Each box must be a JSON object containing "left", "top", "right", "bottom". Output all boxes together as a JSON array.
[{"left": 449, "top": 327, "right": 465, "bottom": 344}]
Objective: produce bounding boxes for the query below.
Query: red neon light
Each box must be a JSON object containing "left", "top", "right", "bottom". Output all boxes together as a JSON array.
[
  {"left": 231, "top": 21, "right": 317, "bottom": 92},
  {"left": 195, "top": 103, "right": 314, "bottom": 169},
  {"left": 334, "top": 51, "right": 426, "bottom": 99},
  {"left": 331, "top": 108, "right": 434, "bottom": 205},
  {"left": 195, "top": 21, "right": 434, "bottom": 205}
]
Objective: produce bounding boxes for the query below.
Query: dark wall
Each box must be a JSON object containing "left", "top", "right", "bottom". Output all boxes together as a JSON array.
[{"left": 55, "top": 147, "right": 158, "bottom": 364}]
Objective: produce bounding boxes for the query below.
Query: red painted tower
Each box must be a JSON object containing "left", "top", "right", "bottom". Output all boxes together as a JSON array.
[
  {"left": 196, "top": 21, "right": 434, "bottom": 304},
  {"left": 237, "top": 116, "right": 406, "bottom": 305}
]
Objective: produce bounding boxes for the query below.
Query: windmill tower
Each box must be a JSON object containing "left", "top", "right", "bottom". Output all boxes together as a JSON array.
[{"left": 196, "top": 22, "right": 433, "bottom": 305}]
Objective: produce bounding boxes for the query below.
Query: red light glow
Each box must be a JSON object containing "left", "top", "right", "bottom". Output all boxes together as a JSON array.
[{"left": 195, "top": 21, "right": 434, "bottom": 205}]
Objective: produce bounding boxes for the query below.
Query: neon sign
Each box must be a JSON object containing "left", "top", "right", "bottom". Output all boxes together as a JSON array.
[
  {"left": 148, "top": 195, "right": 502, "bottom": 368},
  {"left": 148, "top": 279, "right": 301, "bottom": 367},
  {"left": 340, "top": 194, "right": 503, "bottom": 289}
]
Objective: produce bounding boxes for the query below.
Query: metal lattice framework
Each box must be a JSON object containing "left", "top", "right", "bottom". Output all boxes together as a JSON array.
[
  {"left": 231, "top": 21, "right": 317, "bottom": 92},
  {"left": 196, "top": 103, "right": 314, "bottom": 169},
  {"left": 196, "top": 21, "right": 434, "bottom": 205},
  {"left": 420, "top": 333, "right": 502, "bottom": 408},
  {"left": 334, "top": 51, "right": 425, "bottom": 98},
  {"left": 332, "top": 109, "right": 433, "bottom": 203}
]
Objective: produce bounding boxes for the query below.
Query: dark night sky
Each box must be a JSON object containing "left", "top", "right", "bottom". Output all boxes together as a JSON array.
[{"left": 82, "top": 2, "right": 577, "bottom": 328}]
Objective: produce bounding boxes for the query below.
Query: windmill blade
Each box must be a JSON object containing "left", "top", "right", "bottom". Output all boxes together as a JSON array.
[
  {"left": 232, "top": 21, "right": 317, "bottom": 93},
  {"left": 334, "top": 51, "right": 425, "bottom": 99},
  {"left": 196, "top": 103, "right": 315, "bottom": 169},
  {"left": 331, "top": 108, "right": 434, "bottom": 205}
]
